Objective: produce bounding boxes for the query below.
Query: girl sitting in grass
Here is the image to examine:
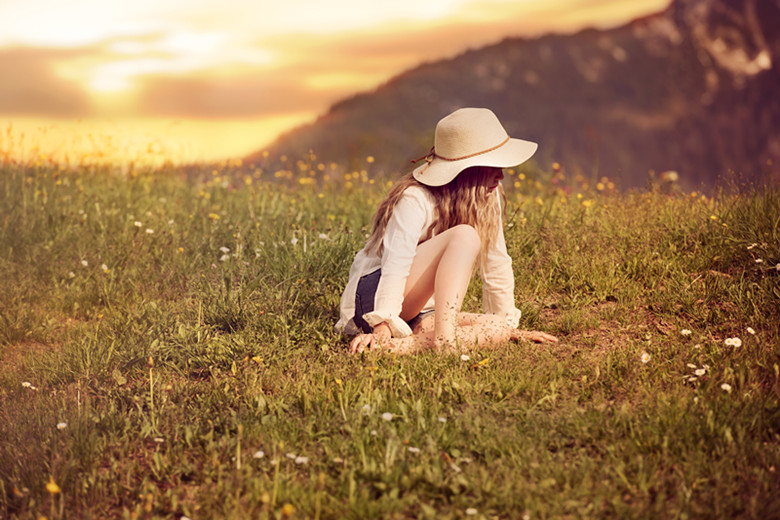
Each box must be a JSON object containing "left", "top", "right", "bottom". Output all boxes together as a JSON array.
[{"left": 336, "top": 107, "right": 558, "bottom": 354}]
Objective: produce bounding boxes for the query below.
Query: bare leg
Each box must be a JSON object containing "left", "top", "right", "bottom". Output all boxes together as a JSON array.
[{"left": 399, "top": 224, "right": 481, "bottom": 348}]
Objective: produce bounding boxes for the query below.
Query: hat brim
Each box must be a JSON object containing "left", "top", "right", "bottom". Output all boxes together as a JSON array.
[{"left": 412, "top": 137, "right": 538, "bottom": 187}]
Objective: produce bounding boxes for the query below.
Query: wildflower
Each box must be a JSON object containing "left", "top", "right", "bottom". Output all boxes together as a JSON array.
[
  {"left": 134, "top": 221, "right": 142, "bottom": 227},
  {"left": 333, "top": 456, "right": 344, "bottom": 463},
  {"left": 22, "top": 381, "right": 31, "bottom": 388},
  {"left": 641, "top": 352, "right": 651, "bottom": 364},
  {"left": 154, "top": 437, "right": 164, "bottom": 443},
  {"left": 46, "top": 477, "right": 61, "bottom": 494},
  {"left": 466, "top": 509, "right": 478, "bottom": 516},
  {"left": 101, "top": 263, "right": 109, "bottom": 273},
  {"left": 220, "top": 254, "right": 230, "bottom": 262},
  {"left": 381, "top": 412, "right": 393, "bottom": 422},
  {"left": 721, "top": 383, "right": 732, "bottom": 393},
  {"left": 438, "top": 416, "right": 447, "bottom": 423},
  {"left": 460, "top": 354, "right": 470, "bottom": 362},
  {"left": 686, "top": 363, "right": 697, "bottom": 369},
  {"left": 724, "top": 337, "right": 742, "bottom": 348},
  {"left": 290, "top": 237, "right": 298, "bottom": 246},
  {"left": 81, "top": 259, "right": 88, "bottom": 267},
  {"left": 295, "top": 456, "right": 309, "bottom": 465},
  {"left": 318, "top": 233, "right": 330, "bottom": 240},
  {"left": 181, "top": 517, "right": 192, "bottom": 520},
  {"left": 145, "top": 228, "right": 154, "bottom": 234},
  {"left": 286, "top": 452, "right": 297, "bottom": 460},
  {"left": 219, "top": 246, "right": 230, "bottom": 253},
  {"left": 56, "top": 422, "right": 67, "bottom": 430},
  {"left": 68, "top": 271, "right": 75, "bottom": 279},
  {"left": 208, "top": 213, "right": 220, "bottom": 220},
  {"left": 282, "top": 503, "right": 295, "bottom": 517},
  {"left": 168, "top": 219, "right": 174, "bottom": 225},
  {"left": 747, "top": 243, "right": 758, "bottom": 250},
  {"left": 755, "top": 258, "right": 764, "bottom": 264},
  {"left": 747, "top": 327, "right": 756, "bottom": 335},
  {"left": 695, "top": 369, "right": 706, "bottom": 377},
  {"left": 681, "top": 329, "right": 692, "bottom": 336},
  {"left": 370, "top": 429, "right": 377, "bottom": 436},
  {"left": 253, "top": 450, "right": 265, "bottom": 459},
  {"left": 407, "top": 446, "right": 421, "bottom": 454},
  {"left": 361, "top": 404, "right": 371, "bottom": 416}
]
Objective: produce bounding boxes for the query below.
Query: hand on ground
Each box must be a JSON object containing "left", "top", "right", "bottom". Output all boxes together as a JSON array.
[{"left": 513, "top": 330, "right": 559, "bottom": 343}]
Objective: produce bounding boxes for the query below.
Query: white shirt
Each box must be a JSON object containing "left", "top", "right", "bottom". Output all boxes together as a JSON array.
[{"left": 335, "top": 184, "right": 522, "bottom": 337}]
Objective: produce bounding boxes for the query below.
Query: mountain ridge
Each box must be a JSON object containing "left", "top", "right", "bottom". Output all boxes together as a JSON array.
[{"left": 247, "top": 0, "right": 779, "bottom": 189}]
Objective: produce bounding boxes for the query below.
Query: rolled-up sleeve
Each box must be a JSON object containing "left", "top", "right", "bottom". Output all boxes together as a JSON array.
[
  {"left": 480, "top": 192, "right": 522, "bottom": 327},
  {"left": 361, "top": 190, "right": 429, "bottom": 337}
]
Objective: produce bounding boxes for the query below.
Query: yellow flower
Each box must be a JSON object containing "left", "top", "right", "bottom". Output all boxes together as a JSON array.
[
  {"left": 208, "top": 213, "right": 220, "bottom": 221},
  {"left": 282, "top": 503, "right": 295, "bottom": 516},
  {"left": 581, "top": 200, "right": 594, "bottom": 208},
  {"left": 46, "top": 477, "right": 61, "bottom": 494}
]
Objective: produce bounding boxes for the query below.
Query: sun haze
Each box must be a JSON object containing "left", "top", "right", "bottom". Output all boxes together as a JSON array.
[{"left": 0, "top": 0, "right": 669, "bottom": 165}]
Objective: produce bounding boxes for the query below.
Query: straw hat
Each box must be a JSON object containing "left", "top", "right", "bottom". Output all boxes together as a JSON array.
[{"left": 412, "top": 108, "right": 537, "bottom": 187}]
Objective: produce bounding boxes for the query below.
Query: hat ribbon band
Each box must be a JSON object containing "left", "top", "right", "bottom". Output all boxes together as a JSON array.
[{"left": 434, "top": 135, "right": 510, "bottom": 162}]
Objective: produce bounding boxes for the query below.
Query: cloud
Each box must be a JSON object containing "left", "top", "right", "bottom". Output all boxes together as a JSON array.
[{"left": 0, "top": 47, "right": 93, "bottom": 116}]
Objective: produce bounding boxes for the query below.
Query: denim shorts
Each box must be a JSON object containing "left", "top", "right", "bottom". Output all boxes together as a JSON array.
[{"left": 354, "top": 268, "right": 433, "bottom": 334}]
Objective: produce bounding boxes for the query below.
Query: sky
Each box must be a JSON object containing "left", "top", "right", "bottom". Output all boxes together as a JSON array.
[{"left": 0, "top": 0, "right": 669, "bottom": 164}]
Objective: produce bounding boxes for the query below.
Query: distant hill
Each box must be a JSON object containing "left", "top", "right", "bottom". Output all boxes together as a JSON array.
[{"left": 247, "top": 0, "right": 779, "bottom": 189}]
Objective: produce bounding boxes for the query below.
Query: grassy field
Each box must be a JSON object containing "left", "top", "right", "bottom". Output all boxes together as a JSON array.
[{"left": 1, "top": 154, "right": 779, "bottom": 519}]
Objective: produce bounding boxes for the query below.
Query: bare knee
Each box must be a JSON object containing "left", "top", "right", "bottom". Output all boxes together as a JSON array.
[{"left": 447, "top": 224, "right": 481, "bottom": 256}]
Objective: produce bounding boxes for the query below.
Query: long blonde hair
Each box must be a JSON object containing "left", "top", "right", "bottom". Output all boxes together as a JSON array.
[{"left": 365, "top": 166, "right": 504, "bottom": 263}]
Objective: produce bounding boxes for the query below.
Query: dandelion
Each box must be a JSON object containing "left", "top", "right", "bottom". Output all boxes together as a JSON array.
[
  {"left": 45, "top": 477, "right": 61, "bottom": 494},
  {"left": 134, "top": 221, "right": 142, "bottom": 227},
  {"left": 145, "top": 228, "right": 154, "bottom": 234},
  {"left": 295, "top": 456, "right": 309, "bottom": 465},
  {"left": 56, "top": 422, "right": 67, "bottom": 430},
  {"left": 721, "top": 383, "right": 733, "bottom": 393},
  {"left": 219, "top": 246, "right": 230, "bottom": 253},
  {"left": 466, "top": 508, "right": 478, "bottom": 516},
  {"left": 381, "top": 412, "right": 393, "bottom": 422},
  {"left": 641, "top": 352, "right": 651, "bottom": 364},
  {"left": 460, "top": 354, "right": 470, "bottom": 362},
  {"left": 253, "top": 450, "right": 265, "bottom": 459},
  {"left": 747, "top": 327, "right": 756, "bottom": 335},
  {"left": 695, "top": 369, "right": 706, "bottom": 377},
  {"left": 407, "top": 446, "right": 421, "bottom": 454},
  {"left": 681, "top": 329, "right": 692, "bottom": 336}
]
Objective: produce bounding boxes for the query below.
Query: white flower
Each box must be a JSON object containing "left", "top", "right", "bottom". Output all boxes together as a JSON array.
[
  {"left": 746, "top": 327, "right": 756, "bottom": 335},
  {"left": 134, "top": 221, "right": 142, "bottom": 227},
  {"left": 438, "top": 416, "right": 447, "bottom": 423},
  {"left": 253, "top": 450, "right": 265, "bottom": 459},
  {"left": 68, "top": 271, "right": 75, "bottom": 279},
  {"left": 81, "top": 260, "right": 88, "bottom": 267},
  {"left": 381, "top": 412, "right": 393, "bottom": 422},
  {"left": 181, "top": 516, "right": 192, "bottom": 520},
  {"left": 332, "top": 457, "right": 344, "bottom": 464},
  {"left": 56, "top": 422, "right": 67, "bottom": 430},
  {"left": 101, "top": 263, "right": 109, "bottom": 272},
  {"left": 460, "top": 354, "right": 470, "bottom": 361},
  {"left": 686, "top": 363, "right": 697, "bottom": 369},
  {"left": 286, "top": 452, "right": 297, "bottom": 460},
  {"left": 318, "top": 233, "right": 330, "bottom": 240},
  {"left": 694, "top": 344, "right": 702, "bottom": 350},
  {"left": 747, "top": 243, "right": 758, "bottom": 250},
  {"left": 407, "top": 446, "right": 420, "bottom": 454},
  {"left": 361, "top": 404, "right": 371, "bottom": 416},
  {"left": 370, "top": 429, "right": 377, "bottom": 436},
  {"left": 721, "top": 383, "right": 732, "bottom": 393},
  {"left": 724, "top": 337, "right": 742, "bottom": 348},
  {"left": 640, "top": 352, "right": 651, "bottom": 364},
  {"left": 755, "top": 258, "right": 764, "bottom": 264},
  {"left": 153, "top": 437, "right": 164, "bottom": 443},
  {"left": 776, "top": 263, "right": 780, "bottom": 271},
  {"left": 681, "top": 329, "right": 692, "bottom": 336},
  {"left": 22, "top": 381, "right": 31, "bottom": 387},
  {"left": 290, "top": 237, "right": 299, "bottom": 246},
  {"left": 168, "top": 219, "right": 174, "bottom": 225},
  {"left": 295, "top": 456, "right": 309, "bottom": 465},
  {"left": 220, "top": 254, "right": 230, "bottom": 262},
  {"left": 695, "top": 369, "right": 706, "bottom": 376},
  {"left": 466, "top": 508, "right": 478, "bottom": 515},
  {"left": 145, "top": 228, "right": 154, "bottom": 234},
  {"left": 219, "top": 246, "right": 230, "bottom": 253}
]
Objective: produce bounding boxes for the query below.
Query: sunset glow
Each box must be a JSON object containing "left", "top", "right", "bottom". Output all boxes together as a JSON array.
[{"left": 0, "top": 0, "right": 670, "bottom": 165}]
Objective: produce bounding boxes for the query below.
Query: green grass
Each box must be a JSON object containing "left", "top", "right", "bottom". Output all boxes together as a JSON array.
[{"left": 1, "top": 158, "right": 779, "bottom": 519}]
